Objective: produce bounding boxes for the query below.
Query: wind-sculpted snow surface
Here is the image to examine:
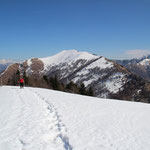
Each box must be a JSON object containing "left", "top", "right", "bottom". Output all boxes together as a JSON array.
[{"left": 1, "top": 86, "right": 150, "bottom": 150}]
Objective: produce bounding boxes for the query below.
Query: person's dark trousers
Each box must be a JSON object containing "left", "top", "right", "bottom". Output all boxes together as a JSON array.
[{"left": 20, "top": 83, "right": 24, "bottom": 88}]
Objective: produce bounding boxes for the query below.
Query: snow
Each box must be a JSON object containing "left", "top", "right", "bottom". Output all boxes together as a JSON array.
[
  {"left": 26, "top": 59, "right": 33, "bottom": 74},
  {"left": 27, "top": 59, "right": 33, "bottom": 66},
  {"left": 1, "top": 86, "right": 150, "bottom": 150},
  {"left": 76, "top": 57, "right": 113, "bottom": 75},
  {"left": 105, "top": 73, "right": 126, "bottom": 93},
  {"left": 76, "top": 69, "right": 89, "bottom": 76},
  {"left": 76, "top": 57, "right": 113, "bottom": 77},
  {"left": 85, "top": 57, "right": 113, "bottom": 70},
  {"left": 72, "top": 57, "right": 114, "bottom": 87},
  {"left": 83, "top": 75, "right": 99, "bottom": 87},
  {"left": 72, "top": 76, "right": 80, "bottom": 83},
  {"left": 139, "top": 58, "right": 150, "bottom": 66},
  {"left": 72, "top": 74, "right": 99, "bottom": 87},
  {"left": 76, "top": 57, "right": 112, "bottom": 76},
  {"left": 72, "top": 57, "right": 113, "bottom": 86},
  {"left": 39, "top": 50, "right": 99, "bottom": 71},
  {"left": 0, "top": 86, "right": 71, "bottom": 150}
]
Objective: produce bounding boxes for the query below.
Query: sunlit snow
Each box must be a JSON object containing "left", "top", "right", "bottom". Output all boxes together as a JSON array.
[
  {"left": 0, "top": 86, "right": 150, "bottom": 150},
  {"left": 39, "top": 50, "right": 99, "bottom": 71}
]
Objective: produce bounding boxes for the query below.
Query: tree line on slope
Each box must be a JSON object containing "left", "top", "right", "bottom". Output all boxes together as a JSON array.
[{"left": 7, "top": 70, "right": 94, "bottom": 97}]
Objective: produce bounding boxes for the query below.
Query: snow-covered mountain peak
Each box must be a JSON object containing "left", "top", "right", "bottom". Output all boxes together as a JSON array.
[
  {"left": 39, "top": 50, "right": 99, "bottom": 70},
  {"left": 1, "top": 50, "right": 150, "bottom": 102},
  {"left": 139, "top": 58, "right": 150, "bottom": 66}
]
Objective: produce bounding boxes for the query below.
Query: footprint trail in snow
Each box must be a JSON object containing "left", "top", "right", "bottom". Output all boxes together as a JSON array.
[
  {"left": 1, "top": 86, "right": 150, "bottom": 150},
  {"left": 12, "top": 88, "right": 72, "bottom": 150}
]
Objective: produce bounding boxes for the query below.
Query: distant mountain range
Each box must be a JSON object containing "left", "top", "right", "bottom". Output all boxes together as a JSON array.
[
  {"left": 1, "top": 50, "right": 150, "bottom": 103},
  {"left": 115, "top": 55, "right": 150, "bottom": 81},
  {"left": 0, "top": 59, "right": 16, "bottom": 73}
]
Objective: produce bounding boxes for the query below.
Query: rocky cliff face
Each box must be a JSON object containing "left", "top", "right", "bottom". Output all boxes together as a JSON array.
[
  {"left": 1, "top": 50, "right": 150, "bottom": 102},
  {"left": 1, "top": 63, "right": 19, "bottom": 85}
]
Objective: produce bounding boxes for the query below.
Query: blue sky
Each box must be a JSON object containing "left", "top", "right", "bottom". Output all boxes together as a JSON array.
[{"left": 0, "top": 0, "right": 150, "bottom": 60}]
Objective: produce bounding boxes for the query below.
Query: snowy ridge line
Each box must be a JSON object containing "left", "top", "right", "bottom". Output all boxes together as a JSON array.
[
  {"left": 33, "top": 90, "right": 73, "bottom": 150},
  {"left": 39, "top": 50, "right": 99, "bottom": 71},
  {"left": 62, "top": 57, "right": 101, "bottom": 81}
]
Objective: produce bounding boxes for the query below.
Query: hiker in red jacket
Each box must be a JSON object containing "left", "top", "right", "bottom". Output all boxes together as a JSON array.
[{"left": 19, "top": 78, "right": 24, "bottom": 88}]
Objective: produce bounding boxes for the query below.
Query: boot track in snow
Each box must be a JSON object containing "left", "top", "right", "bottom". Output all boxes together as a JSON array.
[{"left": 14, "top": 88, "right": 72, "bottom": 150}]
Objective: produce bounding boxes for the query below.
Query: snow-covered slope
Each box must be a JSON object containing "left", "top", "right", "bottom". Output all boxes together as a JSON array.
[
  {"left": 37, "top": 50, "right": 128, "bottom": 98},
  {"left": 138, "top": 58, "right": 150, "bottom": 66},
  {"left": 1, "top": 86, "right": 150, "bottom": 150},
  {"left": 2, "top": 50, "right": 150, "bottom": 102},
  {"left": 20, "top": 50, "right": 101, "bottom": 78},
  {"left": 39, "top": 50, "right": 99, "bottom": 71},
  {"left": 1, "top": 50, "right": 150, "bottom": 102}
]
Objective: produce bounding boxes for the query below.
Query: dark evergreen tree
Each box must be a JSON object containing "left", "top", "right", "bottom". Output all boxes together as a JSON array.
[
  {"left": 43, "top": 75, "right": 48, "bottom": 83},
  {"left": 7, "top": 78, "right": 11, "bottom": 85},
  {"left": 54, "top": 75, "right": 61, "bottom": 90},
  {"left": 10, "top": 70, "right": 20, "bottom": 85},
  {"left": 65, "top": 81, "right": 79, "bottom": 93},
  {"left": 49, "top": 77, "right": 54, "bottom": 88},
  {"left": 87, "top": 87, "right": 94, "bottom": 96},
  {"left": 79, "top": 83, "right": 87, "bottom": 95},
  {"left": 23, "top": 71, "right": 29, "bottom": 85},
  {"left": 61, "top": 83, "right": 65, "bottom": 91},
  {"left": 49, "top": 75, "right": 61, "bottom": 91},
  {"left": 66, "top": 81, "right": 74, "bottom": 90},
  {"left": 16, "top": 70, "right": 20, "bottom": 76}
]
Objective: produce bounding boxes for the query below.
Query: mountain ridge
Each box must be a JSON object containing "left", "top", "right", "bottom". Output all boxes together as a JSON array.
[
  {"left": 1, "top": 50, "right": 150, "bottom": 103},
  {"left": 115, "top": 55, "right": 150, "bottom": 81}
]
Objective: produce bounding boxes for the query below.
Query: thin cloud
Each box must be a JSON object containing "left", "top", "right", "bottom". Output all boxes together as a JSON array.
[{"left": 125, "top": 49, "right": 150, "bottom": 59}]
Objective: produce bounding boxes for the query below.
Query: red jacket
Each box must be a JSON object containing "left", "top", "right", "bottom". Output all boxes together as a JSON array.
[{"left": 20, "top": 78, "right": 24, "bottom": 83}]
